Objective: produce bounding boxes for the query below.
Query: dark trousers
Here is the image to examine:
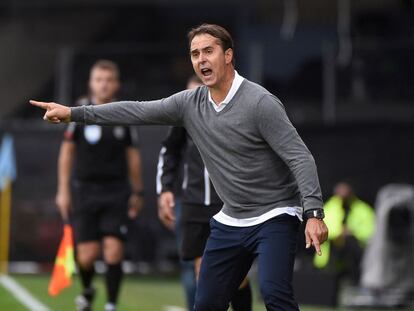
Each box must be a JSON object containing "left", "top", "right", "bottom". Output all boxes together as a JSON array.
[
  {"left": 175, "top": 200, "right": 197, "bottom": 310},
  {"left": 194, "top": 214, "right": 300, "bottom": 311}
]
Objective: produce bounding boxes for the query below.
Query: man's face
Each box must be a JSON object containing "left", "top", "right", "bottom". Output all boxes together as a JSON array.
[
  {"left": 89, "top": 68, "right": 120, "bottom": 103},
  {"left": 190, "top": 34, "right": 233, "bottom": 87},
  {"left": 334, "top": 183, "right": 353, "bottom": 200}
]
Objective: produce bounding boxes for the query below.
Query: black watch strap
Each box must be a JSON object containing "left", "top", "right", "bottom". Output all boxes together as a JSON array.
[{"left": 304, "top": 208, "right": 325, "bottom": 220}]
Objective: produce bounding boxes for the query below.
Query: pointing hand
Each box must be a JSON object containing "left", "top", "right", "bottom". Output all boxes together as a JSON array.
[{"left": 30, "top": 100, "right": 71, "bottom": 123}]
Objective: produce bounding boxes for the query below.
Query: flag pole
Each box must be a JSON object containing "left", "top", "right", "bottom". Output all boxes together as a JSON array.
[{"left": 0, "top": 179, "right": 12, "bottom": 274}]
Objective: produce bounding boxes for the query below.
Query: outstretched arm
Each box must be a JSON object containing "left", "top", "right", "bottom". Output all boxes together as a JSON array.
[{"left": 30, "top": 92, "right": 185, "bottom": 126}]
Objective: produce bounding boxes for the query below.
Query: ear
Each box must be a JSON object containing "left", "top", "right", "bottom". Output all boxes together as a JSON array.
[{"left": 224, "top": 48, "right": 233, "bottom": 65}]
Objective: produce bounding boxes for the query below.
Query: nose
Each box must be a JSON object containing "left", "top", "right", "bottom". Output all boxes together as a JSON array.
[{"left": 199, "top": 52, "right": 207, "bottom": 64}]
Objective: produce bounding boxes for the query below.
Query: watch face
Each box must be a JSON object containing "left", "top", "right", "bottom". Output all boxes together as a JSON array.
[{"left": 315, "top": 209, "right": 325, "bottom": 219}]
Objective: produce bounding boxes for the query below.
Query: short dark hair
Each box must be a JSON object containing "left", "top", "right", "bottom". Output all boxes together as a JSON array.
[
  {"left": 90, "top": 59, "right": 120, "bottom": 80},
  {"left": 188, "top": 23, "right": 235, "bottom": 65}
]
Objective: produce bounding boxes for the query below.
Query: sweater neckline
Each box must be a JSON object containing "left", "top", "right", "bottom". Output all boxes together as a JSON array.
[{"left": 208, "top": 79, "right": 247, "bottom": 116}]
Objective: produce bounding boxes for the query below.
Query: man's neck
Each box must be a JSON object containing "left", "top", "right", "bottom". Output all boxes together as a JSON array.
[{"left": 210, "top": 69, "right": 235, "bottom": 105}]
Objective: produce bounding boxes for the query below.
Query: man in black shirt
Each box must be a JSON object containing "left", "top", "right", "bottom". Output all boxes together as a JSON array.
[
  {"left": 56, "top": 60, "right": 143, "bottom": 311},
  {"left": 157, "top": 76, "right": 252, "bottom": 311}
]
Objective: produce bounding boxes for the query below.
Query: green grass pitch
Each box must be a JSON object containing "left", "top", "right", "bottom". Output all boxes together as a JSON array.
[{"left": 0, "top": 274, "right": 398, "bottom": 311}]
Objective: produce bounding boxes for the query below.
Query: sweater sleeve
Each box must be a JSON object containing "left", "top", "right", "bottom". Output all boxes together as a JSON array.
[
  {"left": 257, "top": 94, "right": 324, "bottom": 212},
  {"left": 70, "top": 92, "right": 185, "bottom": 126}
]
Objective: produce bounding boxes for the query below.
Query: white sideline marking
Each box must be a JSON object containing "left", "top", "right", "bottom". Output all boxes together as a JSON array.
[
  {"left": 0, "top": 275, "right": 50, "bottom": 311},
  {"left": 163, "top": 306, "right": 187, "bottom": 311}
]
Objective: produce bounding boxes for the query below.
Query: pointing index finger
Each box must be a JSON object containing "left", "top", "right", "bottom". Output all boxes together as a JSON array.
[
  {"left": 311, "top": 234, "right": 322, "bottom": 256},
  {"left": 30, "top": 100, "right": 49, "bottom": 110}
]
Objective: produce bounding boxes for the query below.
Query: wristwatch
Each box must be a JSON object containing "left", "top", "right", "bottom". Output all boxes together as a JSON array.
[{"left": 304, "top": 208, "right": 325, "bottom": 221}]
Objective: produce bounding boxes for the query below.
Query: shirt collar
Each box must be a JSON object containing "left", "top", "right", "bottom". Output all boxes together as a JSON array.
[{"left": 208, "top": 70, "right": 244, "bottom": 107}]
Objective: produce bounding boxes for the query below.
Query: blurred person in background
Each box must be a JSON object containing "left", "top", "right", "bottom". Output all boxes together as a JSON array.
[
  {"left": 314, "top": 182, "right": 375, "bottom": 284},
  {"left": 157, "top": 75, "right": 252, "bottom": 311},
  {"left": 56, "top": 60, "right": 143, "bottom": 311}
]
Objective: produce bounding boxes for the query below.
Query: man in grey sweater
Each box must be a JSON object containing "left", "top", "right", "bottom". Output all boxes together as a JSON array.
[{"left": 31, "top": 24, "right": 328, "bottom": 311}]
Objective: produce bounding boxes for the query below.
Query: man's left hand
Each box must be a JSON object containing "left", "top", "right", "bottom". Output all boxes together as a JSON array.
[
  {"left": 305, "top": 218, "right": 329, "bottom": 256},
  {"left": 128, "top": 194, "right": 144, "bottom": 219}
]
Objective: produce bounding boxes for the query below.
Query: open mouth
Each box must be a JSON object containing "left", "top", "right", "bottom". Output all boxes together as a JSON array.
[{"left": 201, "top": 68, "right": 213, "bottom": 77}]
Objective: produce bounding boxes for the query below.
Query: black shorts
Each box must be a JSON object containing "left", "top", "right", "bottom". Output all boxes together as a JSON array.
[
  {"left": 71, "top": 180, "right": 130, "bottom": 243},
  {"left": 180, "top": 203, "right": 222, "bottom": 260}
]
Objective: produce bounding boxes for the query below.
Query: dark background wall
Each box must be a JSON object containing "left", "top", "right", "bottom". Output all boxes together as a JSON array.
[
  {"left": 1, "top": 0, "right": 414, "bottom": 265},
  {"left": 3, "top": 121, "right": 414, "bottom": 263}
]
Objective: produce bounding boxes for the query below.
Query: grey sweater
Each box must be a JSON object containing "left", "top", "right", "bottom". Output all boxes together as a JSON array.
[{"left": 71, "top": 79, "right": 323, "bottom": 218}]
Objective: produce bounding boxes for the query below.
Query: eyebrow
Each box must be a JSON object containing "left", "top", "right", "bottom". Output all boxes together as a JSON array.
[{"left": 190, "top": 45, "right": 214, "bottom": 54}]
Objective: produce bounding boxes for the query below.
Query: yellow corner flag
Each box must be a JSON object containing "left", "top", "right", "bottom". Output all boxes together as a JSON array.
[
  {"left": 0, "top": 134, "right": 17, "bottom": 275},
  {"left": 48, "top": 224, "right": 75, "bottom": 296}
]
